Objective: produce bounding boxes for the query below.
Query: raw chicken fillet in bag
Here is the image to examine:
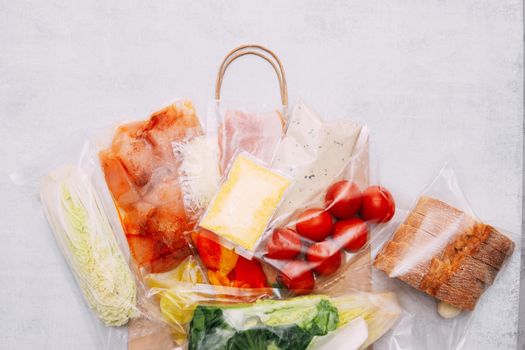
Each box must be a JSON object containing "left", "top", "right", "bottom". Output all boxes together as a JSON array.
[{"left": 100, "top": 100, "right": 202, "bottom": 273}]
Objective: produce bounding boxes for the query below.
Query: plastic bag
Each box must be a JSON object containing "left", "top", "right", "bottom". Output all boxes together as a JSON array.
[
  {"left": 40, "top": 165, "right": 137, "bottom": 327},
  {"left": 11, "top": 131, "right": 141, "bottom": 349},
  {"left": 98, "top": 100, "right": 202, "bottom": 275},
  {"left": 146, "top": 281, "right": 403, "bottom": 350},
  {"left": 211, "top": 101, "right": 286, "bottom": 175},
  {"left": 93, "top": 100, "right": 221, "bottom": 349},
  {"left": 369, "top": 165, "right": 517, "bottom": 349},
  {"left": 256, "top": 101, "right": 378, "bottom": 295},
  {"left": 198, "top": 151, "right": 294, "bottom": 255},
  {"left": 172, "top": 133, "right": 221, "bottom": 220}
]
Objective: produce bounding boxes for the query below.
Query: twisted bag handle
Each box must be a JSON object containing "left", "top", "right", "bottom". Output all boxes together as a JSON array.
[{"left": 215, "top": 44, "right": 288, "bottom": 108}]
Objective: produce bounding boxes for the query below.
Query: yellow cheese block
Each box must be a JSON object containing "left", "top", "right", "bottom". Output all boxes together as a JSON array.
[{"left": 200, "top": 153, "right": 291, "bottom": 252}]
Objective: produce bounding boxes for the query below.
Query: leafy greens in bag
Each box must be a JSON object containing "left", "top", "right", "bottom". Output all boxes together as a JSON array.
[
  {"left": 183, "top": 293, "right": 401, "bottom": 350},
  {"left": 40, "top": 165, "right": 137, "bottom": 326}
]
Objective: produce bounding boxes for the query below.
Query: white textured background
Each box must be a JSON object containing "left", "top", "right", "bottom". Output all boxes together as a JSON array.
[{"left": 0, "top": 1, "right": 522, "bottom": 349}]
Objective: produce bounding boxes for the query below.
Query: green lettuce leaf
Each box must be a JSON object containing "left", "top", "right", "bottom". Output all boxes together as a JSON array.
[{"left": 188, "top": 297, "right": 339, "bottom": 350}]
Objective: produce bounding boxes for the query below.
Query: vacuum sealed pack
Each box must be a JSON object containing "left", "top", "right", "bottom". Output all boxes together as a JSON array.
[
  {"left": 11, "top": 131, "right": 141, "bottom": 349},
  {"left": 99, "top": 100, "right": 202, "bottom": 275},
  {"left": 369, "top": 165, "right": 517, "bottom": 349},
  {"left": 146, "top": 281, "right": 403, "bottom": 350}
]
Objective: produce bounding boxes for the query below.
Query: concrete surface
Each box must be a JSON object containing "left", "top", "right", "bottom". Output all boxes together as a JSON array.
[{"left": 0, "top": 1, "right": 522, "bottom": 349}]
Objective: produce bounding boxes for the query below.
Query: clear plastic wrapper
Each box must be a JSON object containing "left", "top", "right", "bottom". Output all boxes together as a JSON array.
[
  {"left": 256, "top": 101, "right": 381, "bottom": 295},
  {"left": 146, "top": 281, "right": 403, "bottom": 350},
  {"left": 211, "top": 101, "right": 286, "bottom": 176},
  {"left": 173, "top": 133, "right": 221, "bottom": 220},
  {"left": 11, "top": 132, "right": 141, "bottom": 349},
  {"left": 369, "top": 165, "right": 517, "bottom": 349},
  {"left": 40, "top": 165, "right": 137, "bottom": 327},
  {"left": 98, "top": 100, "right": 202, "bottom": 275},
  {"left": 94, "top": 100, "right": 218, "bottom": 349},
  {"left": 198, "top": 152, "right": 293, "bottom": 256}
]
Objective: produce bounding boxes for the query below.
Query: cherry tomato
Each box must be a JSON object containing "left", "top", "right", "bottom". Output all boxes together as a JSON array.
[
  {"left": 360, "top": 186, "right": 395, "bottom": 223},
  {"left": 266, "top": 228, "right": 302, "bottom": 260},
  {"left": 331, "top": 218, "right": 368, "bottom": 251},
  {"left": 296, "top": 208, "right": 333, "bottom": 242},
  {"left": 324, "top": 180, "right": 362, "bottom": 219},
  {"left": 279, "top": 260, "right": 315, "bottom": 294},
  {"left": 306, "top": 241, "right": 343, "bottom": 276}
]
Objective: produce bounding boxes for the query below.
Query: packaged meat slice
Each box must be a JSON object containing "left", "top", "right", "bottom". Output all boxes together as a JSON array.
[
  {"left": 99, "top": 100, "right": 202, "bottom": 274},
  {"left": 217, "top": 108, "right": 285, "bottom": 175}
]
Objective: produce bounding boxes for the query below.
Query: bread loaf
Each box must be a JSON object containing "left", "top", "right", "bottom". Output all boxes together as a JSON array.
[{"left": 373, "top": 196, "right": 514, "bottom": 310}]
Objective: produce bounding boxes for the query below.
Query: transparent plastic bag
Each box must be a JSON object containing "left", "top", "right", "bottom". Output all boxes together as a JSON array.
[
  {"left": 369, "top": 165, "right": 517, "bottom": 350},
  {"left": 11, "top": 131, "right": 141, "bottom": 350},
  {"left": 40, "top": 165, "right": 137, "bottom": 327},
  {"left": 256, "top": 100, "right": 378, "bottom": 295},
  {"left": 198, "top": 151, "right": 294, "bottom": 256},
  {"left": 172, "top": 133, "right": 221, "bottom": 220},
  {"left": 98, "top": 100, "right": 202, "bottom": 275},
  {"left": 211, "top": 101, "right": 286, "bottom": 176},
  {"left": 146, "top": 281, "right": 403, "bottom": 350}
]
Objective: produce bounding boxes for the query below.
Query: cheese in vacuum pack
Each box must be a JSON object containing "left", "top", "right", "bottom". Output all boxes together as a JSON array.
[
  {"left": 272, "top": 101, "right": 362, "bottom": 217},
  {"left": 200, "top": 153, "right": 292, "bottom": 252}
]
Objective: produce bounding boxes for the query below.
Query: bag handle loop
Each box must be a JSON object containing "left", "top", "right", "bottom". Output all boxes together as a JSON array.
[{"left": 215, "top": 44, "right": 288, "bottom": 108}]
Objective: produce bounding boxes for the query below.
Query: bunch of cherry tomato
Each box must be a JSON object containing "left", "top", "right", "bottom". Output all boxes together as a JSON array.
[{"left": 265, "top": 180, "right": 396, "bottom": 294}]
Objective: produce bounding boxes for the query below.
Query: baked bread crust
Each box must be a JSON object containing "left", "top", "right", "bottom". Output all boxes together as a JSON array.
[{"left": 373, "top": 196, "right": 514, "bottom": 310}]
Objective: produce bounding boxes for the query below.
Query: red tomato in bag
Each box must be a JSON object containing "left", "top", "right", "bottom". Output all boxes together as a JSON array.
[
  {"left": 324, "top": 180, "right": 362, "bottom": 219},
  {"left": 266, "top": 228, "right": 302, "bottom": 260},
  {"left": 296, "top": 209, "right": 333, "bottom": 242},
  {"left": 360, "top": 186, "right": 395, "bottom": 223},
  {"left": 331, "top": 218, "right": 368, "bottom": 252},
  {"left": 279, "top": 260, "right": 315, "bottom": 294},
  {"left": 306, "top": 241, "right": 343, "bottom": 276}
]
